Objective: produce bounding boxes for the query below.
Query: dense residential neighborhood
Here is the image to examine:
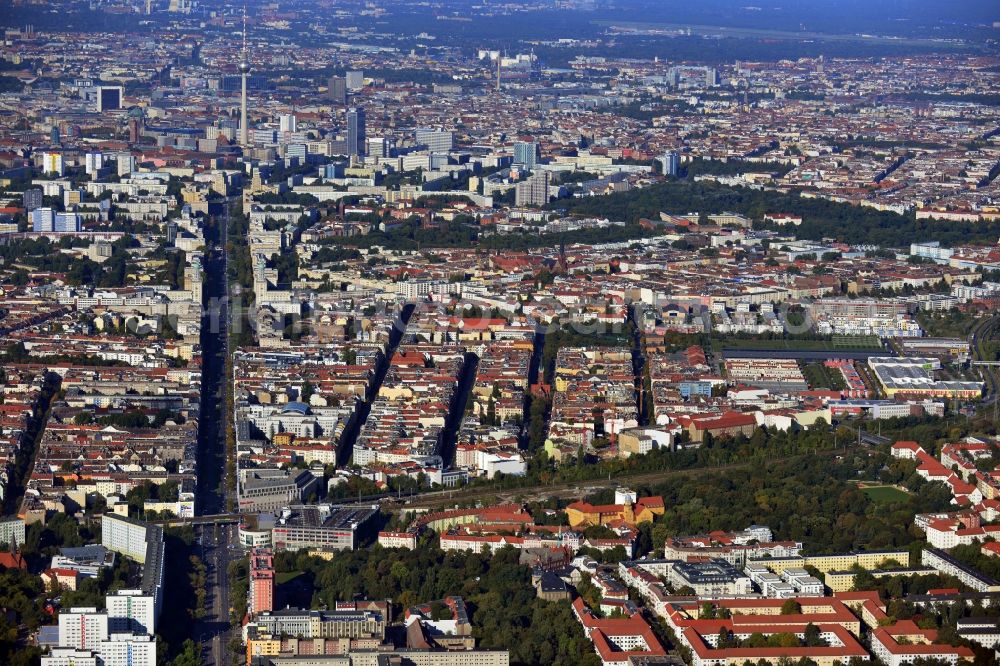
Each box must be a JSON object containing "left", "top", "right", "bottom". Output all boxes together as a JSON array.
[{"left": 0, "top": 0, "right": 999, "bottom": 665}]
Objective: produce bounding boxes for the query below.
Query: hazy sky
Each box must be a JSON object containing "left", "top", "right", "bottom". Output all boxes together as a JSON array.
[{"left": 630, "top": 0, "right": 999, "bottom": 24}]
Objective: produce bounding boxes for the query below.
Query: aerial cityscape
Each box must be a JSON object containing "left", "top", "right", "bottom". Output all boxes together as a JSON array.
[{"left": 0, "top": 0, "right": 998, "bottom": 665}]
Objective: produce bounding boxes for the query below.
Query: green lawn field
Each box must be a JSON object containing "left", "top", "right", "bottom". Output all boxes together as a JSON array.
[
  {"left": 861, "top": 486, "right": 910, "bottom": 503},
  {"left": 276, "top": 570, "right": 303, "bottom": 585}
]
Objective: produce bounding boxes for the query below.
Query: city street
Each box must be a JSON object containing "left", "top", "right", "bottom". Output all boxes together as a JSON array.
[
  {"left": 196, "top": 522, "right": 240, "bottom": 666},
  {"left": 195, "top": 202, "right": 237, "bottom": 665}
]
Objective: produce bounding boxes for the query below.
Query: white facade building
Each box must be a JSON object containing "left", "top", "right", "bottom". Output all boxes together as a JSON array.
[
  {"left": 58, "top": 608, "right": 109, "bottom": 651},
  {"left": 101, "top": 514, "right": 150, "bottom": 563},
  {"left": 0, "top": 516, "right": 25, "bottom": 546},
  {"left": 106, "top": 590, "right": 156, "bottom": 635}
]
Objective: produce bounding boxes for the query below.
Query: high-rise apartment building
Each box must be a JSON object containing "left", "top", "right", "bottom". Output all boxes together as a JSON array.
[
  {"left": 347, "top": 107, "right": 366, "bottom": 157},
  {"left": 64, "top": 188, "right": 83, "bottom": 208},
  {"left": 44, "top": 635, "right": 157, "bottom": 666},
  {"left": 184, "top": 260, "right": 203, "bottom": 304},
  {"left": 96, "top": 634, "right": 156, "bottom": 666},
  {"left": 106, "top": 591, "right": 156, "bottom": 635},
  {"left": 0, "top": 517, "right": 24, "bottom": 547},
  {"left": 249, "top": 547, "right": 275, "bottom": 615},
  {"left": 22, "top": 189, "right": 43, "bottom": 212},
  {"left": 366, "top": 137, "right": 389, "bottom": 158},
  {"left": 30, "top": 207, "right": 54, "bottom": 232},
  {"left": 41, "top": 152, "right": 64, "bottom": 176},
  {"left": 117, "top": 153, "right": 135, "bottom": 177},
  {"left": 346, "top": 70, "right": 364, "bottom": 91},
  {"left": 58, "top": 608, "right": 109, "bottom": 651},
  {"left": 46, "top": 517, "right": 163, "bottom": 666},
  {"left": 31, "top": 208, "right": 79, "bottom": 233},
  {"left": 54, "top": 212, "right": 82, "bottom": 233},
  {"left": 279, "top": 114, "right": 297, "bottom": 134},
  {"left": 513, "top": 141, "right": 539, "bottom": 169},
  {"left": 84, "top": 152, "right": 103, "bottom": 175},
  {"left": 327, "top": 75, "right": 347, "bottom": 104},
  {"left": 660, "top": 150, "right": 680, "bottom": 177},
  {"left": 102, "top": 514, "right": 154, "bottom": 563},
  {"left": 515, "top": 171, "right": 550, "bottom": 207}
]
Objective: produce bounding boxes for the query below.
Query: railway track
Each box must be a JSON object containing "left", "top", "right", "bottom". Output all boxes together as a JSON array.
[{"left": 395, "top": 445, "right": 863, "bottom": 511}]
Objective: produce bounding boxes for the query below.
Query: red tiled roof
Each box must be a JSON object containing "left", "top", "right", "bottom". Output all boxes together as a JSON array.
[{"left": 0, "top": 552, "right": 26, "bottom": 569}]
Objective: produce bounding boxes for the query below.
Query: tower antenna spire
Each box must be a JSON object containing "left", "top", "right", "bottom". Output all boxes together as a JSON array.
[{"left": 239, "top": 3, "right": 251, "bottom": 147}]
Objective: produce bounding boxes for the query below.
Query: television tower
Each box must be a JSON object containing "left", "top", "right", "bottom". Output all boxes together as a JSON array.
[{"left": 239, "top": 5, "right": 251, "bottom": 147}]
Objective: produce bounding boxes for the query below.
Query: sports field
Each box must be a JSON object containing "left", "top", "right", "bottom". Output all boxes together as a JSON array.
[{"left": 861, "top": 485, "right": 910, "bottom": 503}]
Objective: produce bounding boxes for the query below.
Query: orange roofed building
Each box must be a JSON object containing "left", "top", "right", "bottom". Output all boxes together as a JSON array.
[
  {"left": 0, "top": 551, "right": 27, "bottom": 570},
  {"left": 572, "top": 597, "right": 667, "bottom": 666},
  {"left": 564, "top": 495, "right": 664, "bottom": 529},
  {"left": 871, "top": 620, "right": 974, "bottom": 666}
]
